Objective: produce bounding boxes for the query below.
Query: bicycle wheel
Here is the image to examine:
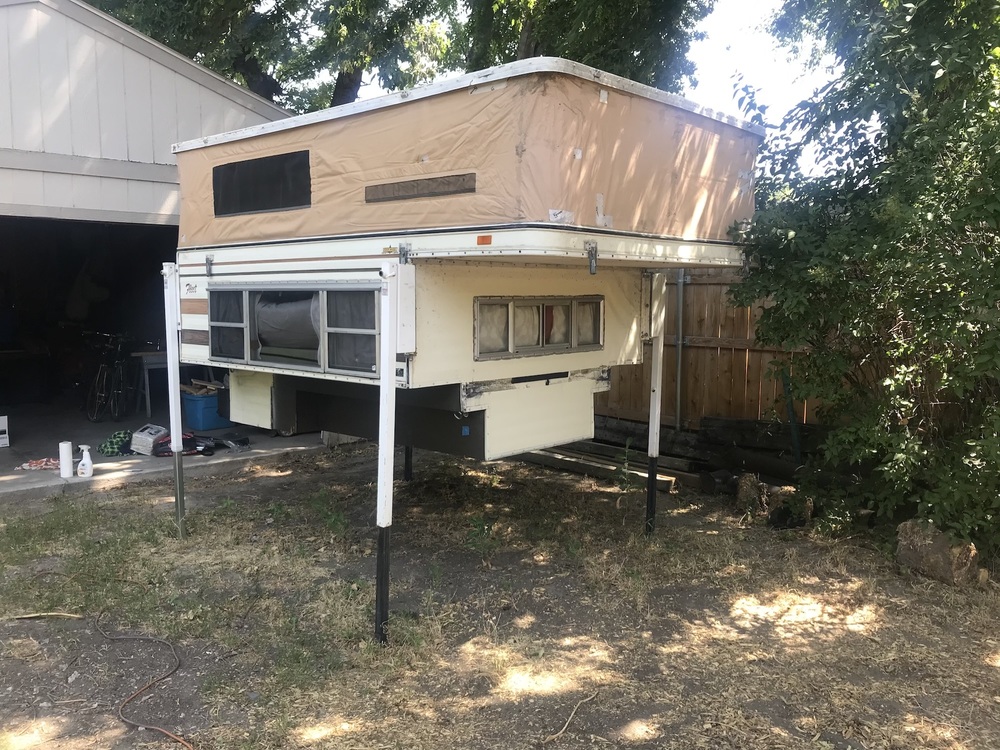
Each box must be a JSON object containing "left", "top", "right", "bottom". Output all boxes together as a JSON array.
[
  {"left": 86, "top": 365, "right": 110, "bottom": 422},
  {"left": 110, "top": 362, "right": 125, "bottom": 421},
  {"left": 119, "top": 358, "right": 137, "bottom": 418}
]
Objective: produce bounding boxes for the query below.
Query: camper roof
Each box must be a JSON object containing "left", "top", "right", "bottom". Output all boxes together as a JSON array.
[{"left": 173, "top": 57, "right": 764, "bottom": 154}]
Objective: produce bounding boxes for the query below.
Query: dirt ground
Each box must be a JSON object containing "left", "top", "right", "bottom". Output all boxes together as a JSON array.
[{"left": 1, "top": 442, "right": 999, "bottom": 750}]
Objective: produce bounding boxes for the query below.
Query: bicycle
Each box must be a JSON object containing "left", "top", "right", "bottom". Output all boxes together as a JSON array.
[{"left": 85, "top": 332, "right": 136, "bottom": 423}]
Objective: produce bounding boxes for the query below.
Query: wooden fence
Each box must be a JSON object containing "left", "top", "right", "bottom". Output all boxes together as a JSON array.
[{"left": 596, "top": 268, "right": 815, "bottom": 430}]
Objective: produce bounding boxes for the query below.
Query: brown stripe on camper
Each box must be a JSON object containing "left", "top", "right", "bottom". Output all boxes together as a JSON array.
[
  {"left": 181, "top": 330, "right": 210, "bottom": 346},
  {"left": 366, "top": 173, "right": 476, "bottom": 203},
  {"left": 181, "top": 299, "right": 209, "bottom": 315}
]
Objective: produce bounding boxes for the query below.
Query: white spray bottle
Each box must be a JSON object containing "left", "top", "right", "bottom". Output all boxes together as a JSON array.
[{"left": 77, "top": 444, "right": 93, "bottom": 478}]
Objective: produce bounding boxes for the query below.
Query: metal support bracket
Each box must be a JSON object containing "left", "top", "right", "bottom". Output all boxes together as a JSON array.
[
  {"left": 205, "top": 255, "right": 214, "bottom": 277},
  {"left": 585, "top": 241, "right": 598, "bottom": 275},
  {"left": 399, "top": 242, "right": 412, "bottom": 264}
]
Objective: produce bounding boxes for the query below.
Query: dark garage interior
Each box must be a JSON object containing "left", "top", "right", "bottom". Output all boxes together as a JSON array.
[{"left": 0, "top": 215, "right": 178, "bottom": 411}]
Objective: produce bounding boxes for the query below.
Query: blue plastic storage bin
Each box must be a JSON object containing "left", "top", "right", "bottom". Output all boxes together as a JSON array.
[{"left": 181, "top": 392, "right": 234, "bottom": 431}]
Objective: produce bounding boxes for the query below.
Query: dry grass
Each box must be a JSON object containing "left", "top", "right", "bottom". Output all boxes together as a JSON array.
[{"left": 1, "top": 443, "right": 999, "bottom": 749}]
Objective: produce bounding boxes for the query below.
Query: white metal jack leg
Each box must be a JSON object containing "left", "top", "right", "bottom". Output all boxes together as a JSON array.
[
  {"left": 645, "top": 272, "right": 668, "bottom": 535},
  {"left": 162, "top": 263, "right": 187, "bottom": 539},
  {"left": 374, "top": 262, "right": 398, "bottom": 643}
]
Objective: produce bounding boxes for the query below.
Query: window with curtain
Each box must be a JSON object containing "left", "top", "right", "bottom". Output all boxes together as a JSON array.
[
  {"left": 250, "top": 291, "right": 321, "bottom": 367},
  {"left": 474, "top": 296, "right": 603, "bottom": 359},
  {"left": 478, "top": 304, "right": 510, "bottom": 354}
]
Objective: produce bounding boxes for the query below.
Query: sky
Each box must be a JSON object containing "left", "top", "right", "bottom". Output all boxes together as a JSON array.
[{"left": 682, "top": 0, "right": 836, "bottom": 126}]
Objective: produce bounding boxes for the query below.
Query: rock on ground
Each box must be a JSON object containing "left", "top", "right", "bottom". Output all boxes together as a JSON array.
[
  {"left": 896, "top": 520, "right": 979, "bottom": 586},
  {"left": 765, "top": 485, "right": 813, "bottom": 529},
  {"left": 737, "top": 473, "right": 764, "bottom": 514}
]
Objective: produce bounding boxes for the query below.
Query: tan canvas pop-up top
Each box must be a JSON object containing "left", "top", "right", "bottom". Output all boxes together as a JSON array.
[{"left": 173, "top": 58, "right": 764, "bottom": 249}]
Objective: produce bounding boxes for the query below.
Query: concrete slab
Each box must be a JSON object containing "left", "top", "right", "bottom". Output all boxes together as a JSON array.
[{"left": 0, "top": 397, "right": 326, "bottom": 503}]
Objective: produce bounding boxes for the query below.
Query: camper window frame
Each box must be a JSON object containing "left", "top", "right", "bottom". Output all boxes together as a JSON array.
[
  {"left": 212, "top": 150, "right": 312, "bottom": 218},
  {"left": 325, "top": 289, "right": 380, "bottom": 375},
  {"left": 473, "top": 295, "right": 604, "bottom": 360},
  {"left": 206, "top": 283, "right": 381, "bottom": 378},
  {"left": 207, "top": 290, "right": 248, "bottom": 361}
]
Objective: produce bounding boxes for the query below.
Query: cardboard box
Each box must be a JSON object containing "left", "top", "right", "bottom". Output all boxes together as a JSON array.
[
  {"left": 0, "top": 415, "right": 8, "bottom": 448},
  {"left": 182, "top": 393, "right": 234, "bottom": 431}
]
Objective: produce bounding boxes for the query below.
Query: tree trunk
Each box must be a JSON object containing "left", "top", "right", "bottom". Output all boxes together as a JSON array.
[
  {"left": 330, "top": 68, "right": 364, "bottom": 107},
  {"left": 232, "top": 52, "right": 282, "bottom": 102},
  {"left": 466, "top": 0, "right": 494, "bottom": 71},
  {"left": 516, "top": 15, "right": 542, "bottom": 60}
]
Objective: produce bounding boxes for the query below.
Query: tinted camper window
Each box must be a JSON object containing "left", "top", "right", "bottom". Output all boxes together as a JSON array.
[{"left": 213, "top": 151, "right": 311, "bottom": 216}]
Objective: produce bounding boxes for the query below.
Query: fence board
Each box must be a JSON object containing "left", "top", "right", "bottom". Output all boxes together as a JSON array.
[
  {"left": 717, "top": 347, "right": 735, "bottom": 423},
  {"left": 684, "top": 282, "right": 704, "bottom": 425},
  {"left": 602, "top": 267, "right": 815, "bottom": 429}
]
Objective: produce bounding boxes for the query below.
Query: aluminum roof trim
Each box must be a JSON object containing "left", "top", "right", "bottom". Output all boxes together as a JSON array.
[{"left": 173, "top": 57, "right": 765, "bottom": 154}]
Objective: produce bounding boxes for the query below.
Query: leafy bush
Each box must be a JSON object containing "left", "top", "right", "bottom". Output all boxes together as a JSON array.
[{"left": 735, "top": 0, "right": 1000, "bottom": 552}]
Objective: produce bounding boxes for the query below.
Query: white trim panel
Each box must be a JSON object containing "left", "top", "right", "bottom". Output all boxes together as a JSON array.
[
  {"left": 473, "top": 377, "right": 601, "bottom": 460},
  {"left": 175, "top": 226, "right": 743, "bottom": 269},
  {"left": 0, "top": 201, "right": 178, "bottom": 225},
  {"left": 0, "top": 148, "right": 178, "bottom": 182}
]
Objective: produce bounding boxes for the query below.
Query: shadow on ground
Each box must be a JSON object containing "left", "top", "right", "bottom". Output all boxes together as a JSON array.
[{"left": 1, "top": 443, "right": 998, "bottom": 749}]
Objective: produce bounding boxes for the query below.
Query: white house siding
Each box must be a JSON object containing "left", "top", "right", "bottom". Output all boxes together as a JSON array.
[{"left": 0, "top": 0, "right": 287, "bottom": 225}]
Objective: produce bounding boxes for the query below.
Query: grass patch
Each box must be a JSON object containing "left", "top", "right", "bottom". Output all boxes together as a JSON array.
[
  {"left": 0, "top": 482, "right": 445, "bottom": 703},
  {"left": 303, "top": 488, "right": 350, "bottom": 536},
  {"left": 0, "top": 498, "right": 104, "bottom": 565},
  {"left": 3, "top": 449, "right": 1000, "bottom": 750}
]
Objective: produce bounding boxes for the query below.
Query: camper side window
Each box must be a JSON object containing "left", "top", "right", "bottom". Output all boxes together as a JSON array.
[
  {"left": 213, "top": 151, "right": 311, "bottom": 217},
  {"left": 474, "top": 296, "right": 603, "bottom": 360},
  {"left": 326, "top": 290, "right": 378, "bottom": 374},
  {"left": 209, "top": 291, "right": 245, "bottom": 360},
  {"left": 207, "top": 287, "right": 380, "bottom": 378},
  {"left": 250, "top": 291, "right": 321, "bottom": 368}
]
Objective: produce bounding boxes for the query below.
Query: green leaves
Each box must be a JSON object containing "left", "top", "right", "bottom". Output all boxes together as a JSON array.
[
  {"left": 91, "top": 0, "right": 716, "bottom": 110},
  {"left": 464, "top": 0, "right": 714, "bottom": 92},
  {"left": 739, "top": 0, "right": 1000, "bottom": 551}
]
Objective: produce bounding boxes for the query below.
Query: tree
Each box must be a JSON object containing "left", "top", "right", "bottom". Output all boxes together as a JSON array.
[
  {"left": 283, "top": 0, "right": 461, "bottom": 108},
  {"left": 90, "top": 0, "right": 457, "bottom": 109},
  {"left": 463, "top": 0, "right": 714, "bottom": 92},
  {"left": 733, "top": 0, "right": 1000, "bottom": 549},
  {"left": 94, "top": 0, "right": 307, "bottom": 100},
  {"left": 91, "top": 0, "right": 715, "bottom": 110}
]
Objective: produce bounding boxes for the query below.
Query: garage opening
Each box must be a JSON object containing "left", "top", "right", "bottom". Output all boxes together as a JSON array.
[{"left": 0, "top": 215, "right": 177, "bottom": 411}]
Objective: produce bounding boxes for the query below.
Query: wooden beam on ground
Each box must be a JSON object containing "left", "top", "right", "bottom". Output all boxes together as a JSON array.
[
  {"left": 564, "top": 440, "right": 693, "bottom": 473},
  {"left": 516, "top": 448, "right": 676, "bottom": 492},
  {"left": 699, "top": 416, "right": 826, "bottom": 453},
  {"left": 593, "top": 415, "right": 709, "bottom": 461}
]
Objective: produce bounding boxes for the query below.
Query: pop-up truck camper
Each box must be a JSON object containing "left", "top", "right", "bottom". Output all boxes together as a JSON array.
[{"left": 165, "top": 57, "right": 763, "bottom": 640}]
